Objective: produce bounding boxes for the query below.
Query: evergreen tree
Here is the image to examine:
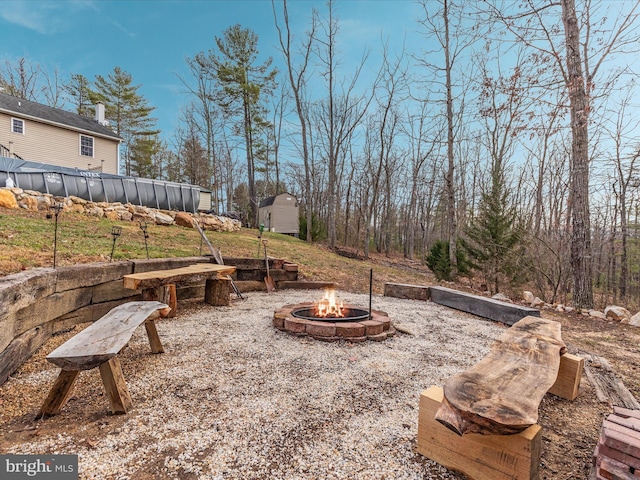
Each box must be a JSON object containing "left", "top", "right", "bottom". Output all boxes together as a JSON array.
[
  {"left": 91, "top": 67, "right": 159, "bottom": 175},
  {"left": 130, "top": 135, "right": 161, "bottom": 178},
  {"left": 203, "top": 24, "right": 278, "bottom": 226},
  {"left": 63, "top": 73, "right": 94, "bottom": 117},
  {"left": 461, "top": 161, "right": 526, "bottom": 294}
]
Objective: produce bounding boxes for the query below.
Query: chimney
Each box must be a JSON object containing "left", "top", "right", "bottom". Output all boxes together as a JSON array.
[{"left": 95, "top": 102, "right": 105, "bottom": 125}]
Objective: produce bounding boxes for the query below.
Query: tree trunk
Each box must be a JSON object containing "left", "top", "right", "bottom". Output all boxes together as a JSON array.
[{"left": 562, "top": 0, "right": 593, "bottom": 309}]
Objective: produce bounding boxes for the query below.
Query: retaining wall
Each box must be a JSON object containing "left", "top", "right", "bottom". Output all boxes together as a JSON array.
[{"left": 0, "top": 256, "right": 300, "bottom": 386}]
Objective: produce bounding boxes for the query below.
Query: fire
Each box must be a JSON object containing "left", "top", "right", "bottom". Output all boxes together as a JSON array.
[{"left": 316, "top": 289, "right": 345, "bottom": 318}]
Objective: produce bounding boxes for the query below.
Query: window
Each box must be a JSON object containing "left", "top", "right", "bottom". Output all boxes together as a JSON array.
[
  {"left": 11, "top": 118, "right": 24, "bottom": 134},
  {"left": 80, "top": 135, "right": 94, "bottom": 157}
]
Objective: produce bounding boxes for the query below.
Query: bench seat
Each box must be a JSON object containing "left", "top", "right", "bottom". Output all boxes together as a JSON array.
[{"left": 38, "top": 301, "right": 170, "bottom": 417}]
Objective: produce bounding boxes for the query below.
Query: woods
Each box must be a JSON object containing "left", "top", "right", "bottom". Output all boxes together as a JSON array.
[{"left": 2, "top": 0, "right": 640, "bottom": 309}]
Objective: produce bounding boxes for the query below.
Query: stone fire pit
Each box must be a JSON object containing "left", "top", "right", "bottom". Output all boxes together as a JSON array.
[{"left": 273, "top": 302, "right": 395, "bottom": 342}]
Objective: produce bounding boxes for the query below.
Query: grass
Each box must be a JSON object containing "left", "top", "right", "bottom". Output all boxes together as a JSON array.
[{"left": 0, "top": 207, "right": 435, "bottom": 294}]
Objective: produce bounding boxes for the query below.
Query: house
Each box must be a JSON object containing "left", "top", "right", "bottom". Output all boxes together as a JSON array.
[
  {"left": 258, "top": 192, "right": 299, "bottom": 236},
  {"left": 0, "top": 92, "right": 121, "bottom": 174}
]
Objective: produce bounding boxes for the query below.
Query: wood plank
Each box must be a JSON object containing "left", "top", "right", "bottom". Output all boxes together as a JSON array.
[
  {"left": 417, "top": 386, "right": 541, "bottom": 480},
  {"left": 46, "top": 301, "right": 169, "bottom": 370},
  {"left": 435, "top": 316, "right": 566, "bottom": 435},
  {"left": 548, "top": 353, "right": 584, "bottom": 400},
  {"left": 99, "top": 357, "right": 133, "bottom": 414},
  {"left": 37, "top": 370, "right": 80, "bottom": 418},
  {"left": 383, "top": 282, "right": 430, "bottom": 301},
  {"left": 123, "top": 264, "right": 236, "bottom": 290},
  {"left": 584, "top": 354, "right": 640, "bottom": 409},
  {"left": 429, "top": 286, "right": 540, "bottom": 325}
]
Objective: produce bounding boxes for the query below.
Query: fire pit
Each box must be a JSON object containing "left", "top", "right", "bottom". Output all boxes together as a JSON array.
[{"left": 273, "top": 289, "right": 395, "bottom": 342}]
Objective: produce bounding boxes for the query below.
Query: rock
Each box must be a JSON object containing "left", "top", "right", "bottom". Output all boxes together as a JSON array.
[
  {"left": 531, "top": 297, "right": 545, "bottom": 308},
  {"left": 604, "top": 305, "right": 631, "bottom": 322},
  {"left": 174, "top": 212, "right": 195, "bottom": 228},
  {"left": 87, "top": 206, "right": 105, "bottom": 218},
  {"left": 154, "top": 212, "right": 174, "bottom": 226},
  {"left": 589, "top": 310, "right": 607, "bottom": 320},
  {"left": 68, "top": 203, "right": 85, "bottom": 213},
  {"left": 118, "top": 210, "right": 133, "bottom": 222},
  {"left": 105, "top": 210, "right": 120, "bottom": 221},
  {"left": 492, "top": 292, "right": 511, "bottom": 302},
  {"left": 523, "top": 291, "right": 535, "bottom": 303},
  {"left": 0, "top": 189, "right": 18, "bottom": 209},
  {"left": 17, "top": 195, "right": 38, "bottom": 211},
  {"left": 69, "top": 195, "right": 88, "bottom": 205},
  {"left": 629, "top": 312, "right": 640, "bottom": 326}
]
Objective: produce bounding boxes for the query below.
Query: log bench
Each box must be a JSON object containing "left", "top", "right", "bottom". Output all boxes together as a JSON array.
[
  {"left": 417, "top": 316, "right": 585, "bottom": 480},
  {"left": 123, "top": 263, "right": 236, "bottom": 316},
  {"left": 38, "top": 301, "right": 171, "bottom": 417}
]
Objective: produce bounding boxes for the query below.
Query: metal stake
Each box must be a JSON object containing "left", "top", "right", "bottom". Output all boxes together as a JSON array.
[
  {"left": 51, "top": 202, "right": 64, "bottom": 268},
  {"left": 369, "top": 268, "right": 373, "bottom": 319},
  {"left": 139, "top": 221, "right": 150, "bottom": 259},
  {"left": 110, "top": 226, "right": 122, "bottom": 262}
]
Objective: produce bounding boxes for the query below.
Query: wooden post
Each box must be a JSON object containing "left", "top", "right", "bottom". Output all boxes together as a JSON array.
[
  {"left": 205, "top": 278, "right": 231, "bottom": 306},
  {"left": 417, "top": 386, "right": 541, "bottom": 480},
  {"left": 144, "top": 320, "right": 164, "bottom": 354},
  {"left": 99, "top": 357, "right": 133, "bottom": 414},
  {"left": 548, "top": 353, "right": 584, "bottom": 401},
  {"left": 142, "top": 284, "right": 177, "bottom": 317},
  {"left": 37, "top": 369, "right": 80, "bottom": 417}
]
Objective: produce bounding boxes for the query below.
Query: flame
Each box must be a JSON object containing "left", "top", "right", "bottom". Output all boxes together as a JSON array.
[{"left": 316, "top": 289, "right": 344, "bottom": 318}]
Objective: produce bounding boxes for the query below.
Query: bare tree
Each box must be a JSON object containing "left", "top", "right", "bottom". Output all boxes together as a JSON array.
[
  {"left": 273, "top": 0, "right": 317, "bottom": 240},
  {"left": 486, "top": 0, "right": 640, "bottom": 307}
]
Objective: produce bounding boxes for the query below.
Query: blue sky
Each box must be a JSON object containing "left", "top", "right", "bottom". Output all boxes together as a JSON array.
[{"left": 1, "top": 0, "right": 422, "bottom": 139}]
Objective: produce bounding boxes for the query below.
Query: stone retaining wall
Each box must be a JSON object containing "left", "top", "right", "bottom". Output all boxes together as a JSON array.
[
  {"left": 0, "top": 256, "right": 300, "bottom": 386},
  {"left": 0, "top": 187, "right": 241, "bottom": 232}
]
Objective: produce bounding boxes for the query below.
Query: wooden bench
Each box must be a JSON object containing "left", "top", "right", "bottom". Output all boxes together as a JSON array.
[
  {"left": 38, "top": 301, "right": 171, "bottom": 417},
  {"left": 417, "top": 316, "right": 584, "bottom": 480},
  {"left": 123, "top": 263, "right": 236, "bottom": 316}
]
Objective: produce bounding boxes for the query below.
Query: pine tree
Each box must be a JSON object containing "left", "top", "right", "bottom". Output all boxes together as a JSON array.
[
  {"left": 91, "top": 67, "right": 158, "bottom": 176},
  {"left": 63, "top": 73, "right": 94, "bottom": 117},
  {"left": 461, "top": 161, "right": 526, "bottom": 294},
  {"left": 202, "top": 24, "right": 278, "bottom": 226}
]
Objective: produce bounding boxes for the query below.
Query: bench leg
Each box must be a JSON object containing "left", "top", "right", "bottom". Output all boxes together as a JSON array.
[
  {"left": 99, "top": 357, "right": 133, "bottom": 414},
  {"left": 37, "top": 369, "right": 80, "bottom": 418},
  {"left": 144, "top": 319, "right": 164, "bottom": 354},
  {"left": 142, "top": 284, "right": 177, "bottom": 317},
  {"left": 205, "top": 278, "right": 231, "bottom": 306}
]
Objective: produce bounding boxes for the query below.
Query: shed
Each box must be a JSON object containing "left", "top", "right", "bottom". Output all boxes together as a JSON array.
[{"left": 258, "top": 193, "right": 299, "bottom": 236}]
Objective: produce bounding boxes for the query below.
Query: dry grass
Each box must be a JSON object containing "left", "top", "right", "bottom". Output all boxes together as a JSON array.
[{"left": 0, "top": 207, "right": 435, "bottom": 293}]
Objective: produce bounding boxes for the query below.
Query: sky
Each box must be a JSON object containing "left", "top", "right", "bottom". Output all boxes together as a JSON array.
[{"left": 1, "top": 0, "right": 423, "bottom": 140}]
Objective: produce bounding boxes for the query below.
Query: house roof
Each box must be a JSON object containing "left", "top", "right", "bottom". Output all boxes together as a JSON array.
[
  {"left": 259, "top": 192, "right": 298, "bottom": 208},
  {"left": 0, "top": 92, "right": 121, "bottom": 141}
]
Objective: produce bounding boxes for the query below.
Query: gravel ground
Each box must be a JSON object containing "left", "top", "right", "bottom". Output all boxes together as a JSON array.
[{"left": 1, "top": 290, "right": 510, "bottom": 479}]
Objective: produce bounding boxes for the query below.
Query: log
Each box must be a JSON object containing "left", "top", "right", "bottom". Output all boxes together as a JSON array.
[
  {"left": 435, "top": 316, "right": 566, "bottom": 436},
  {"left": 204, "top": 278, "right": 231, "bottom": 306},
  {"left": 583, "top": 353, "right": 640, "bottom": 409}
]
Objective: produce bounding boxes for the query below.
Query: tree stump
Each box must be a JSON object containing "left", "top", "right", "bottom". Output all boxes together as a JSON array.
[{"left": 205, "top": 278, "right": 231, "bottom": 306}]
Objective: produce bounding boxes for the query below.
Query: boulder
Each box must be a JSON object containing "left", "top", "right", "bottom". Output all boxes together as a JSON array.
[
  {"left": 589, "top": 310, "right": 607, "bottom": 320},
  {"left": 175, "top": 212, "right": 195, "bottom": 228},
  {"left": 18, "top": 195, "right": 38, "bottom": 211},
  {"left": 530, "top": 297, "right": 545, "bottom": 308},
  {"left": 523, "top": 291, "right": 535, "bottom": 303},
  {"left": 629, "top": 312, "right": 640, "bottom": 326},
  {"left": 492, "top": 292, "right": 511, "bottom": 302},
  {"left": 0, "top": 189, "right": 18, "bottom": 209},
  {"left": 604, "top": 305, "right": 631, "bottom": 322},
  {"left": 154, "top": 212, "right": 174, "bottom": 226}
]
